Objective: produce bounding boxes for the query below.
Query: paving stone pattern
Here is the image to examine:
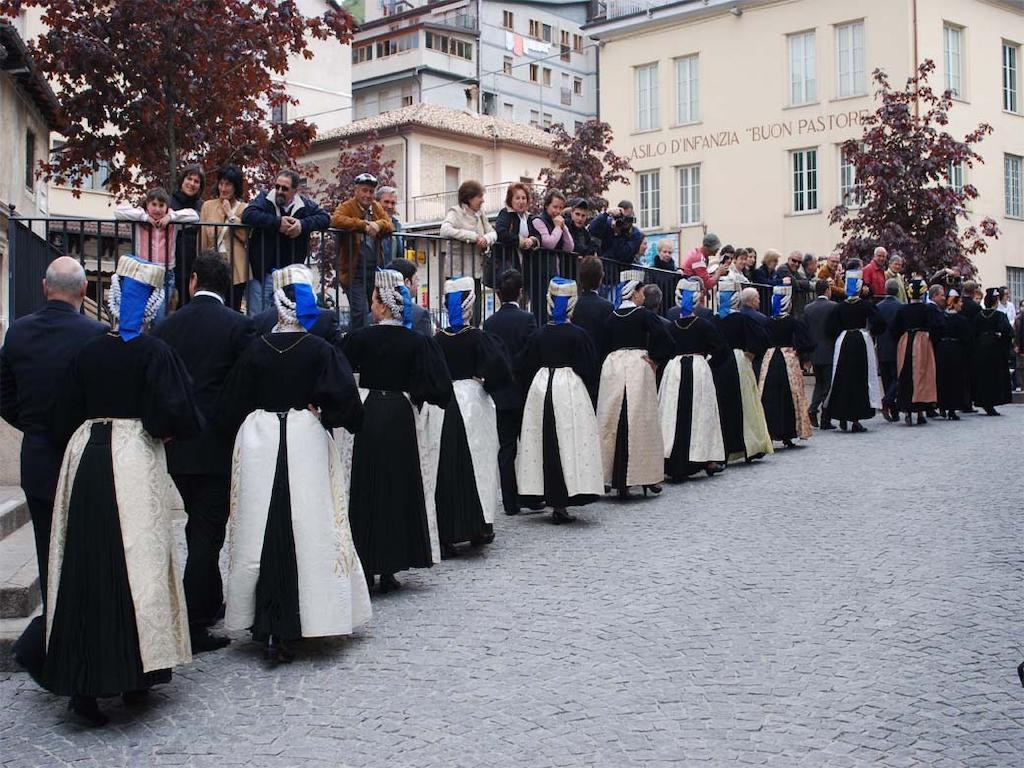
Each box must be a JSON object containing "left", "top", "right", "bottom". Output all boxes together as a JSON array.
[{"left": 2, "top": 407, "right": 1024, "bottom": 767}]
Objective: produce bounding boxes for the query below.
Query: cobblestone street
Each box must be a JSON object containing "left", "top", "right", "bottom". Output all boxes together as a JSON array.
[{"left": 2, "top": 407, "right": 1023, "bottom": 767}]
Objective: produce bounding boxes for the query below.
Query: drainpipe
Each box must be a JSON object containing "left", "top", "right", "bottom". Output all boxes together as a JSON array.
[{"left": 912, "top": 0, "right": 920, "bottom": 120}]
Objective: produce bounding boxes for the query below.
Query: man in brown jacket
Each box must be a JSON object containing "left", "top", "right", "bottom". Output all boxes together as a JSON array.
[{"left": 330, "top": 172, "right": 395, "bottom": 330}]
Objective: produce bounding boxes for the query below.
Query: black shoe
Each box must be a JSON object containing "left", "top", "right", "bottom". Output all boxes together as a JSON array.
[
  {"left": 379, "top": 573, "right": 401, "bottom": 593},
  {"left": 984, "top": 407, "right": 1000, "bottom": 416},
  {"left": 961, "top": 408, "right": 978, "bottom": 414},
  {"left": 851, "top": 422, "right": 867, "bottom": 434},
  {"left": 643, "top": 484, "right": 662, "bottom": 496},
  {"left": 470, "top": 530, "right": 495, "bottom": 547},
  {"left": 121, "top": 689, "right": 149, "bottom": 706},
  {"left": 809, "top": 411, "right": 819, "bottom": 428},
  {"left": 190, "top": 629, "right": 231, "bottom": 654},
  {"left": 524, "top": 501, "right": 546, "bottom": 511},
  {"left": 782, "top": 439, "right": 795, "bottom": 448},
  {"left": 917, "top": 413, "right": 927, "bottom": 425},
  {"left": 948, "top": 411, "right": 961, "bottom": 421},
  {"left": 504, "top": 508, "right": 520, "bottom": 516},
  {"left": 551, "top": 508, "right": 576, "bottom": 524},
  {"left": 705, "top": 462, "right": 725, "bottom": 477},
  {"left": 904, "top": 413, "right": 912, "bottom": 426},
  {"left": 263, "top": 635, "right": 294, "bottom": 664},
  {"left": 69, "top": 696, "right": 108, "bottom": 727},
  {"left": 839, "top": 420, "right": 848, "bottom": 432},
  {"left": 616, "top": 487, "right": 631, "bottom": 499},
  {"left": 819, "top": 421, "right": 836, "bottom": 430},
  {"left": 440, "top": 543, "right": 460, "bottom": 560},
  {"left": 926, "top": 408, "right": 939, "bottom": 419}
]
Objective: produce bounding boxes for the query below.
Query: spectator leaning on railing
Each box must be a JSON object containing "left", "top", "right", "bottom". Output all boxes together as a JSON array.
[
  {"left": 440, "top": 180, "right": 498, "bottom": 319},
  {"left": 377, "top": 185, "right": 404, "bottom": 264},
  {"left": 242, "top": 168, "right": 330, "bottom": 316},
  {"left": 200, "top": 164, "right": 248, "bottom": 311},
  {"left": 774, "top": 251, "right": 813, "bottom": 290},
  {"left": 169, "top": 164, "right": 205, "bottom": 304},
  {"left": 565, "top": 198, "right": 600, "bottom": 258},
  {"left": 816, "top": 251, "right": 847, "bottom": 300},
  {"left": 330, "top": 172, "right": 394, "bottom": 330},
  {"left": 588, "top": 201, "right": 644, "bottom": 266},
  {"left": 494, "top": 183, "right": 538, "bottom": 281},
  {"left": 753, "top": 249, "right": 780, "bottom": 285},
  {"left": 884, "top": 254, "right": 908, "bottom": 303}
]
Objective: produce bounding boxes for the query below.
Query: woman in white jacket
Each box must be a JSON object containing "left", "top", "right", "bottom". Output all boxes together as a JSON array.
[{"left": 440, "top": 180, "right": 497, "bottom": 323}]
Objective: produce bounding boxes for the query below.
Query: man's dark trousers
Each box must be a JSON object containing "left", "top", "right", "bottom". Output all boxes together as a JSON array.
[{"left": 173, "top": 474, "right": 230, "bottom": 629}]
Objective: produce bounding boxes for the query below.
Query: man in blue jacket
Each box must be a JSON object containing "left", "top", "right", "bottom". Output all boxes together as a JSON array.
[
  {"left": 587, "top": 201, "right": 644, "bottom": 266},
  {"left": 241, "top": 168, "right": 330, "bottom": 316}
]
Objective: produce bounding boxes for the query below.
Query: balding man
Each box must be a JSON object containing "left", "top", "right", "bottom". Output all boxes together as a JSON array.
[
  {"left": 0, "top": 257, "right": 107, "bottom": 674},
  {"left": 862, "top": 246, "right": 888, "bottom": 298}
]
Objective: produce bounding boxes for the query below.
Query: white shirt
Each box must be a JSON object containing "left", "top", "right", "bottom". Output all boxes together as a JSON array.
[
  {"left": 193, "top": 290, "right": 225, "bottom": 304},
  {"left": 998, "top": 301, "right": 1016, "bottom": 325}
]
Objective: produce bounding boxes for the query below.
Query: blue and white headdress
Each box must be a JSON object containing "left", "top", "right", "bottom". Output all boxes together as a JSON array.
[
  {"left": 375, "top": 268, "right": 414, "bottom": 329},
  {"left": 845, "top": 269, "right": 863, "bottom": 299},
  {"left": 717, "top": 276, "right": 738, "bottom": 319},
  {"left": 771, "top": 285, "right": 792, "bottom": 318},
  {"left": 273, "top": 264, "right": 320, "bottom": 331},
  {"left": 614, "top": 269, "right": 646, "bottom": 307},
  {"left": 675, "top": 277, "right": 702, "bottom": 317},
  {"left": 443, "top": 276, "right": 475, "bottom": 330},
  {"left": 107, "top": 255, "right": 166, "bottom": 341},
  {"left": 547, "top": 277, "right": 577, "bottom": 324}
]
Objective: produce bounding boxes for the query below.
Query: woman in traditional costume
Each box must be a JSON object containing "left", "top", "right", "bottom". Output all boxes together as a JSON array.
[
  {"left": 823, "top": 266, "right": 886, "bottom": 433},
  {"left": 889, "top": 278, "right": 939, "bottom": 426},
  {"left": 431, "top": 276, "right": 511, "bottom": 556},
  {"left": 714, "top": 280, "right": 774, "bottom": 463},
  {"left": 758, "top": 286, "right": 814, "bottom": 447},
  {"left": 341, "top": 269, "right": 452, "bottom": 592},
  {"left": 658, "top": 278, "right": 727, "bottom": 480},
  {"left": 515, "top": 278, "right": 603, "bottom": 524},
  {"left": 596, "top": 269, "right": 673, "bottom": 497},
  {"left": 934, "top": 290, "right": 972, "bottom": 420},
  {"left": 218, "top": 265, "right": 371, "bottom": 664},
  {"left": 971, "top": 287, "right": 1014, "bottom": 416},
  {"left": 44, "top": 256, "right": 202, "bottom": 726}
]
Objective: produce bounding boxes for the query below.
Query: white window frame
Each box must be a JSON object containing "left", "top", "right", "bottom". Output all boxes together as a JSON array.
[
  {"left": 1006, "top": 153, "right": 1023, "bottom": 218},
  {"left": 788, "top": 30, "right": 817, "bottom": 106},
  {"left": 944, "top": 23, "right": 964, "bottom": 98},
  {"left": 839, "top": 147, "right": 862, "bottom": 208},
  {"left": 677, "top": 164, "right": 701, "bottom": 226},
  {"left": 637, "top": 170, "right": 661, "bottom": 229},
  {"left": 791, "top": 148, "right": 819, "bottom": 214},
  {"left": 1003, "top": 41, "right": 1020, "bottom": 114},
  {"left": 835, "top": 21, "right": 865, "bottom": 98},
  {"left": 948, "top": 161, "right": 965, "bottom": 194},
  {"left": 634, "top": 63, "right": 659, "bottom": 132},
  {"left": 674, "top": 54, "right": 699, "bottom": 125}
]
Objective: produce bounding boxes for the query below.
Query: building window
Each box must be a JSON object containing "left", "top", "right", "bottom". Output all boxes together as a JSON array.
[
  {"left": 678, "top": 164, "right": 701, "bottom": 225},
  {"left": 24, "top": 130, "right": 36, "bottom": 190},
  {"left": 674, "top": 54, "right": 699, "bottom": 125},
  {"left": 503, "top": 103, "right": 514, "bottom": 120},
  {"left": 944, "top": 24, "right": 963, "bottom": 98},
  {"left": 375, "top": 33, "right": 418, "bottom": 59},
  {"left": 560, "top": 30, "right": 570, "bottom": 62},
  {"left": 637, "top": 170, "right": 661, "bottom": 229},
  {"left": 529, "top": 63, "right": 539, "bottom": 83},
  {"left": 635, "top": 63, "right": 659, "bottom": 132},
  {"left": 529, "top": 19, "right": 541, "bottom": 39},
  {"left": 401, "top": 94, "right": 414, "bottom": 107},
  {"left": 502, "top": 10, "right": 514, "bottom": 30},
  {"left": 543, "top": 113, "right": 553, "bottom": 129},
  {"left": 948, "top": 161, "right": 965, "bottom": 194},
  {"left": 1007, "top": 267, "right": 1024, "bottom": 307},
  {"left": 573, "top": 77, "right": 583, "bottom": 97},
  {"left": 529, "top": 109, "right": 540, "bottom": 127},
  {"left": 791, "top": 148, "right": 819, "bottom": 213},
  {"left": 573, "top": 34, "right": 584, "bottom": 53},
  {"left": 503, "top": 56, "right": 513, "bottom": 76},
  {"left": 353, "top": 44, "right": 373, "bottom": 63},
  {"left": 839, "top": 148, "right": 862, "bottom": 208},
  {"left": 836, "top": 21, "right": 865, "bottom": 98},
  {"left": 574, "top": 121, "right": 583, "bottom": 133},
  {"left": 788, "top": 30, "right": 817, "bottom": 106},
  {"left": 542, "top": 67, "right": 552, "bottom": 87},
  {"left": 542, "top": 24, "right": 552, "bottom": 43},
  {"left": 270, "top": 102, "right": 287, "bottom": 125},
  {"left": 425, "top": 32, "right": 473, "bottom": 60},
  {"left": 1006, "top": 153, "right": 1023, "bottom": 218},
  {"left": 1003, "top": 42, "right": 1020, "bottom": 113}
]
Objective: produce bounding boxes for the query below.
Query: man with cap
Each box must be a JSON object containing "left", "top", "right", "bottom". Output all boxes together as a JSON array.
[
  {"left": 330, "top": 172, "right": 396, "bottom": 330},
  {"left": 565, "top": 197, "right": 600, "bottom": 258},
  {"left": 682, "top": 233, "right": 729, "bottom": 291}
]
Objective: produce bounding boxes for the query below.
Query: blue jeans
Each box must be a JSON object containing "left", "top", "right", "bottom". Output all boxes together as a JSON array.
[
  {"left": 347, "top": 272, "right": 371, "bottom": 331},
  {"left": 246, "top": 273, "right": 275, "bottom": 317}
]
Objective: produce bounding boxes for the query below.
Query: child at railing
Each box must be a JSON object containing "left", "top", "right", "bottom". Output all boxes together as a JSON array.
[{"left": 115, "top": 187, "right": 199, "bottom": 321}]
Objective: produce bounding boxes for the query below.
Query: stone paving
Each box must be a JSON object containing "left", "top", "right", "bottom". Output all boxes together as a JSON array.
[{"left": 2, "top": 406, "right": 1023, "bottom": 767}]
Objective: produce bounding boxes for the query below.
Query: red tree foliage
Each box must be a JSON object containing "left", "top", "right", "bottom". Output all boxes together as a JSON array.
[
  {"left": 829, "top": 60, "right": 999, "bottom": 276},
  {"left": 539, "top": 120, "right": 632, "bottom": 210},
  {"left": 0, "top": 0, "right": 354, "bottom": 198}
]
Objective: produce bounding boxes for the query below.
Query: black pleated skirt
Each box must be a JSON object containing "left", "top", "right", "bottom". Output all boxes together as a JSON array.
[
  {"left": 935, "top": 340, "right": 969, "bottom": 410},
  {"left": 349, "top": 391, "right": 433, "bottom": 575},
  {"left": 41, "top": 423, "right": 171, "bottom": 698},
  {"left": 760, "top": 352, "right": 797, "bottom": 441},
  {"left": 251, "top": 414, "right": 302, "bottom": 642},
  {"left": 712, "top": 354, "right": 745, "bottom": 457},
  {"left": 828, "top": 331, "right": 875, "bottom": 421},
  {"left": 972, "top": 337, "right": 1011, "bottom": 407},
  {"left": 610, "top": 392, "right": 630, "bottom": 492},
  {"left": 435, "top": 399, "right": 486, "bottom": 545},
  {"left": 666, "top": 357, "right": 703, "bottom": 479}
]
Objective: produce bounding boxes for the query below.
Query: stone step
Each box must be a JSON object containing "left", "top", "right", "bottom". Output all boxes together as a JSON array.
[
  {"left": 0, "top": 487, "right": 29, "bottom": 542},
  {"left": 0, "top": 523, "right": 40, "bottom": 619},
  {"left": 0, "top": 609, "right": 40, "bottom": 672}
]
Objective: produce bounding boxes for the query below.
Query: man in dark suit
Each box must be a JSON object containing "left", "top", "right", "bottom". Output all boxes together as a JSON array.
[
  {"left": 482, "top": 269, "right": 537, "bottom": 516},
  {"left": 572, "top": 256, "right": 614, "bottom": 360},
  {"left": 385, "top": 257, "right": 434, "bottom": 335},
  {"left": 803, "top": 280, "right": 840, "bottom": 429},
  {"left": 874, "top": 279, "right": 903, "bottom": 421},
  {"left": 152, "top": 252, "right": 255, "bottom": 651},
  {"left": 1, "top": 257, "right": 107, "bottom": 673}
]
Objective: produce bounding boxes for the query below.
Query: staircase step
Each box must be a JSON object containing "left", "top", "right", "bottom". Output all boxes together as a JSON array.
[
  {"left": 0, "top": 608, "right": 41, "bottom": 672},
  {"left": 0, "top": 487, "right": 29, "bottom": 542},
  {"left": 0, "top": 523, "right": 40, "bottom": 619}
]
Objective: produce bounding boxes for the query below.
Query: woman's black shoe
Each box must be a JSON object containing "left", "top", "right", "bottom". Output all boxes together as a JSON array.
[
  {"left": 851, "top": 422, "right": 867, "bottom": 434},
  {"left": 441, "top": 543, "right": 460, "bottom": 560},
  {"left": 984, "top": 406, "right": 1000, "bottom": 416},
  {"left": 642, "top": 484, "right": 662, "bottom": 496},
  {"left": 551, "top": 508, "right": 576, "bottom": 524},
  {"left": 782, "top": 439, "right": 795, "bottom": 448},
  {"left": 917, "top": 413, "right": 927, "bottom": 425},
  {"left": 948, "top": 411, "right": 961, "bottom": 421},
  {"left": 838, "top": 420, "right": 848, "bottom": 432},
  {"left": 121, "top": 689, "right": 149, "bottom": 706},
  {"left": 616, "top": 487, "right": 630, "bottom": 499},
  {"left": 379, "top": 573, "right": 401, "bottom": 593},
  {"left": 191, "top": 629, "right": 231, "bottom": 654},
  {"left": 69, "top": 696, "right": 108, "bottom": 727},
  {"left": 705, "top": 462, "right": 724, "bottom": 477},
  {"left": 263, "top": 635, "right": 294, "bottom": 664}
]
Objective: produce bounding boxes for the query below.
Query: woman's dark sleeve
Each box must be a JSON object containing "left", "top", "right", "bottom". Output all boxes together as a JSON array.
[
  {"left": 793, "top": 318, "right": 815, "bottom": 356},
  {"left": 703, "top": 320, "right": 730, "bottom": 368},
  {"left": 645, "top": 310, "right": 675, "bottom": 364},
  {"left": 214, "top": 341, "right": 257, "bottom": 439},
  {"left": 572, "top": 329, "right": 600, "bottom": 406},
  {"left": 494, "top": 209, "right": 518, "bottom": 249},
  {"left": 475, "top": 331, "right": 512, "bottom": 395},
  {"left": 338, "top": 328, "right": 363, "bottom": 372},
  {"left": 866, "top": 303, "right": 886, "bottom": 337},
  {"left": 315, "top": 343, "right": 364, "bottom": 433},
  {"left": 143, "top": 340, "right": 203, "bottom": 441},
  {"left": 513, "top": 328, "right": 541, "bottom": 404},
  {"left": 410, "top": 336, "right": 453, "bottom": 408}
]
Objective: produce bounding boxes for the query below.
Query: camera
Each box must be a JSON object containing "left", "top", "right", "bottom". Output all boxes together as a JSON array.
[{"left": 612, "top": 213, "right": 635, "bottom": 229}]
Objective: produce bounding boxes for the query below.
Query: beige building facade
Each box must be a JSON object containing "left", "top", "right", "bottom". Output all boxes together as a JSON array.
[{"left": 587, "top": 0, "right": 1024, "bottom": 292}]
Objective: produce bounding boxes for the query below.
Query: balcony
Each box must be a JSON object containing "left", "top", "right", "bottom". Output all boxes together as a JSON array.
[{"left": 597, "top": 0, "right": 676, "bottom": 20}]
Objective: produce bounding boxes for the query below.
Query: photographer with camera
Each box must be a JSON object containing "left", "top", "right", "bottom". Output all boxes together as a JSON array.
[{"left": 588, "top": 201, "right": 645, "bottom": 266}]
